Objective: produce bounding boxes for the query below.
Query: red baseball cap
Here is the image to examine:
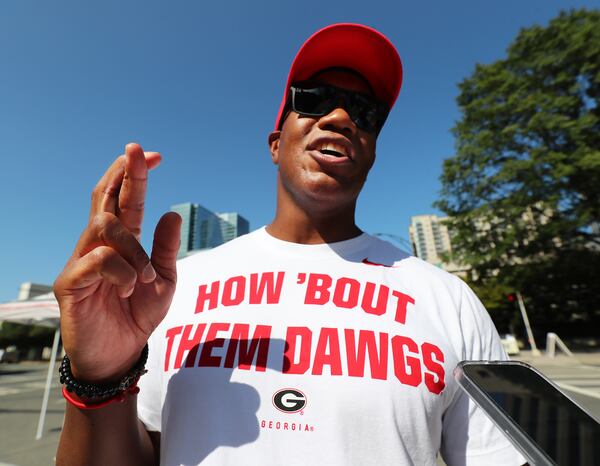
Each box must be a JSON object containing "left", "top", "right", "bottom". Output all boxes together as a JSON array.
[{"left": 274, "top": 23, "right": 403, "bottom": 130}]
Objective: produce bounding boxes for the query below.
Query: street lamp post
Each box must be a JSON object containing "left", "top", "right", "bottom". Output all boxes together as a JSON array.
[{"left": 373, "top": 232, "right": 414, "bottom": 253}]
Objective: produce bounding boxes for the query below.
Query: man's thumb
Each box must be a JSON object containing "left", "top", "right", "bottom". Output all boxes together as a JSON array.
[{"left": 150, "top": 212, "right": 182, "bottom": 282}]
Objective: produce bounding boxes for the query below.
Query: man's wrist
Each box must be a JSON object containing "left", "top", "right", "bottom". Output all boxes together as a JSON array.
[{"left": 60, "top": 344, "right": 149, "bottom": 402}]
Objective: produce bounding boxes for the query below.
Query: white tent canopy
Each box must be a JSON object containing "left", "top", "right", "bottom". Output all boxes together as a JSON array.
[
  {"left": 0, "top": 292, "right": 59, "bottom": 327},
  {"left": 0, "top": 291, "right": 61, "bottom": 439}
]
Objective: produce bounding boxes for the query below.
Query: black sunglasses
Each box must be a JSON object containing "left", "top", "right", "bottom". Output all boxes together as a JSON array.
[{"left": 288, "top": 85, "right": 389, "bottom": 133}]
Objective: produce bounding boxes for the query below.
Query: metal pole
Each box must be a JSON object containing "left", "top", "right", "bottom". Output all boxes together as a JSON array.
[
  {"left": 36, "top": 327, "right": 60, "bottom": 440},
  {"left": 546, "top": 332, "right": 556, "bottom": 358},
  {"left": 547, "top": 332, "right": 574, "bottom": 357},
  {"left": 516, "top": 291, "right": 541, "bottom": 356}
]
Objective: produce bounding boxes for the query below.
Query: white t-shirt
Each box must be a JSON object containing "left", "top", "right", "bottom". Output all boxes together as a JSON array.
[{"left": 138, "top": 228, "right": 524, "bottom": 466}]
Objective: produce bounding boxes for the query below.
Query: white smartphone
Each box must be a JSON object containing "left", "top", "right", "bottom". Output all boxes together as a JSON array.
[{"left": 454, "top": 360, "right": 600, "bottom": 466}]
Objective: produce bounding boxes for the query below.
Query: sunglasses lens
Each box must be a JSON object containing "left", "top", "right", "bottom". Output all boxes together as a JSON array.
[
  {"left": 346, "top": 94, "right": 381, "bottom": 132},
  {"left": 293, "top": 88, "right": 334, "bottom": 115},
  {"left": 291, "top": 86, "right": 387, "bottom": 133}
]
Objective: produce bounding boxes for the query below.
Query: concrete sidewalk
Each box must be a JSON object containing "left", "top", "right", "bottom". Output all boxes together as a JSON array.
[{"left": 0, "top": 362, "right": 62, "bottom": 466}]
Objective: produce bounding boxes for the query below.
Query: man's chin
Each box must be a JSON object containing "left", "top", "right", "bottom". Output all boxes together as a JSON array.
[{"left": 300, "top": 175, "right": 362, "bottom": 207}]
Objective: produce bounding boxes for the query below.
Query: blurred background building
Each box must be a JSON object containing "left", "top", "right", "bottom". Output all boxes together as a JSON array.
[
  {"left": 17, "top": 282, "right": 53, "bottom": 301},
  {"left": 409, "top": 214, "right": 468, "bottom": 276},
  {"left": 171, "top": 202, "right": 249, "bottom": 258}
]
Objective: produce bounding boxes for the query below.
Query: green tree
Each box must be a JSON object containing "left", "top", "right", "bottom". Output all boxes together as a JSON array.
[{"left": 436, "top": 9, "right": 600, "bottom": 329}]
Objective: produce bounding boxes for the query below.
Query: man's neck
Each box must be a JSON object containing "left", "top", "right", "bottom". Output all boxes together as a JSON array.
[{"left": 267, "top": 192, "right": 362, "bottom": 245}]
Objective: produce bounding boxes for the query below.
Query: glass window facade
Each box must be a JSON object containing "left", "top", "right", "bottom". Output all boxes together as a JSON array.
[{"left": 171, "top": 203, "right": 249, "bottom": 258}]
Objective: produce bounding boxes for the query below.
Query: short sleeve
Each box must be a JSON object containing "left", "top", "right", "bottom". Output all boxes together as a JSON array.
[
  {"left": 137, "top": 331, "right": 164, "bottom": 432},
  {"left": 440, "top": 282, "right": 526, "bottom": 466}
]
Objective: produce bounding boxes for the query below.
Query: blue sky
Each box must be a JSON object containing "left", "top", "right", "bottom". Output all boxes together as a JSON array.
[{"left": 0, "top": 0, "right": 598, "bottom": 302}]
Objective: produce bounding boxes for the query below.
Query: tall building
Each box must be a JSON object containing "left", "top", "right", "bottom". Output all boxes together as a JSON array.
[
  {"left": 171, "top": 203, "right": 249, "bottom": 258},
  {"left": 409, "top": 215, "right": 466, "bottom": 275}
]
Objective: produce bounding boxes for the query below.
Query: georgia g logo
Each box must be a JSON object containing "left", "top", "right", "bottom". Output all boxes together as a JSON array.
[{"left": 272, "top": 388, "right": 307, "bottom": 414}]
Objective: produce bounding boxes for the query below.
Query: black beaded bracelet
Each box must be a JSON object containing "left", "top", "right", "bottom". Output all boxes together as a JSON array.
[{"left": 59, "top": 344, "right": 149, "bottom": 400}]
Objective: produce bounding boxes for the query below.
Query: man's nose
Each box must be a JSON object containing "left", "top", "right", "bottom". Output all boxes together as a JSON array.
[{"left": 316, "top": 105, "right": 357, "bottom": 136}]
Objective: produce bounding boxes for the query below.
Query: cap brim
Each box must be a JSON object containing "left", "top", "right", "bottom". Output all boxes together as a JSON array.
[{"left": 275, "top": 23, "right": 403, "bottom": 130}]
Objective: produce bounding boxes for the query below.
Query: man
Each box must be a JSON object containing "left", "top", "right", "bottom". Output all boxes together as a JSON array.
[{"left": 54, "top": 24, "right": 524, "bottom": 465}]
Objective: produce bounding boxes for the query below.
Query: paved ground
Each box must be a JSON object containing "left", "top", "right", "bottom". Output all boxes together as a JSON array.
[
  {"left": 1, "top": 351, "right": 600, "bottom": 466},
  {"left": 0, "top": 362, "right": 63, "bottom": 466},
  {"left": 516, "top": 350, "right": 600, "bottom": 419}
]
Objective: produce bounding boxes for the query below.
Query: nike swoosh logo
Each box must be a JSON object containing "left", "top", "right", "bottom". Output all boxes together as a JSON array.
[{"left": 362, "top": 258, "right": 399, "bottom": 268}]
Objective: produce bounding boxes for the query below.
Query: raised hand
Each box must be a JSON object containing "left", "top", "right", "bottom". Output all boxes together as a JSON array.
[{"left": 54, "top": 143, "right": 181, "bottom": 384}]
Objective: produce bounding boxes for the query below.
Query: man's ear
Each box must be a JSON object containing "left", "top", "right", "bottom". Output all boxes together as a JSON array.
[{"left": 268, "top": 131, "right": 281, "bottom": 165}]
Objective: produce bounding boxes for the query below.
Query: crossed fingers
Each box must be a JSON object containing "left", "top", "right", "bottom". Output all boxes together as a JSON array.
[{"left": 73, "top": 144, "right": 161, "bottom": 285}]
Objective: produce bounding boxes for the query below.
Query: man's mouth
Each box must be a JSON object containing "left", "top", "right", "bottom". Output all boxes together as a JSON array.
[
  {"left": 314, "top": 141, "right": 351, "bottom": 159},
  {"left": 318, "top": 143, "right": 346, "bottom": 157}
]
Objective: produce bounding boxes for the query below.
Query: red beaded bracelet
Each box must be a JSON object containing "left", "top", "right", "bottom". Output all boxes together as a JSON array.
[{"left": 62, "top": 384, "right": 140, "bottom": 410}]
